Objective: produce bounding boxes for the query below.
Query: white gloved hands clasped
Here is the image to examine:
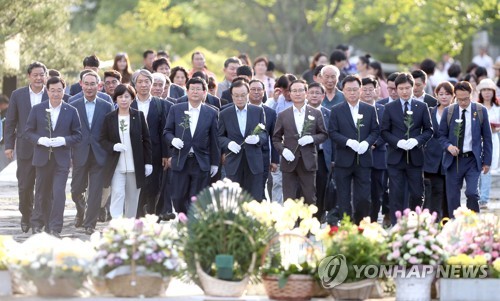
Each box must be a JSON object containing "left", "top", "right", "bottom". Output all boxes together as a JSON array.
[
  {"left": 298, "top": 135, "right": 314, "bottom": 146},
  {"left": 113, "top": 143, "right": 127, "bottom": 152},
  {"left": 171, "top": 138, "right": 184, "bottom": 150},
  {"left": 397, "top": 139, "right": 409, "bottom": 150},
  {"left": 282, "top": 148, "right": 296, "bottom": 162},
  {"left": 228, "top": 141, "right": 241, "bottom": 154},
  {"left": 244, "top": 135, "right": 259, "bottom": 145},
  {"left": 346, "top": 139, "right": 360, "bottom": 152},
  {"left": 405, "top": 138, "right": 418, "bottom": 150},
  {"left": 50, "top": 137, "right": 66, "bottom": 147}
]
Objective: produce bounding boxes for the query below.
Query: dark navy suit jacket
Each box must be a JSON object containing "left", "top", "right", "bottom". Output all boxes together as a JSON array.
[
  {"left": 176, "top": 93, "right": 221, "bottom": 110},
  {"left": 329, "top": 101, "right": 379, "bottom": 168},
  {"left": 438, "top": 103, "right": 492, "bottom": 171},
  {"left": 423, "top": 106, "right": 445, "bottom": 174},
  {"left": 380, "top": 99, "right": 433, "bottom": 166},
  {"left": 372, "top": 103, "right": 387, "bottom": 170},
  {"left": 69, "top": 91, "right": 113, "bottom": 104},
  {"left": 164, "top": 102, "right": 220, "bottom": 172},
  {"left": 263, "top": 105, "right": 279, "bottom": 165},
  {"left": 4, "top": 87, "right": 49, "bottom": 160},
  {"left": 218, "top": 104, "right": 267, "bottom": 175},
  {"left": 319, "top": 106, "right": 333, "bottom": 173},
  {"left": 168, "top": 84, "right": 186, "bottom": 100},
  {"left": 70, "top": 97, "right": 114, "bottom": 167},
  {"left": 131, "top": 97, "right": 173, "bottom": 164},
  {"left": 24, "top": 101, "right": 82, "bottom": 168}
]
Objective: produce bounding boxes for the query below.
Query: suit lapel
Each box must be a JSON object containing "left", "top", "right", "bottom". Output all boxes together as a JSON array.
[
  {"left": 53, "top": 103, "right": 68, "bottom": 132},
  {"left": 342, "top": 102, "right": 357, "bottom": 131},
  {"left": 192, "top": 104, "right": 205, "bottom": 139},
  {"left": 78, "top": 101, "right": 91, "bottom": 130},
  {"left": 228, "top": 105, "right": 244, "bottom": 138},
  {"left": 288, "top": 107, "right": 299, "bottom": 137}
]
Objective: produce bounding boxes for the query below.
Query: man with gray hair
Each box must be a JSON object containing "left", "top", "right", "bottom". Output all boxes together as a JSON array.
[
  {"left": 68, "top": 69, "right": 113, "bottom": 104},
  {"left": 132, "top": 69, "right": 174, "bottom": 217},
  {"left": 70, "top": 70, "right": 114, "bottom": 234},
  {"left": 319, "top": 65, "right": 345, "bottom": 110}
]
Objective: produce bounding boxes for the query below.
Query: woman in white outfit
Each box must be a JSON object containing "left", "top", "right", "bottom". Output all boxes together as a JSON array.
[
  {"left": 477, "top": 78, "right": 500, "bottom": 209},
  {"left": 100, "top": 84, "right": 152, "bottom": 218}
]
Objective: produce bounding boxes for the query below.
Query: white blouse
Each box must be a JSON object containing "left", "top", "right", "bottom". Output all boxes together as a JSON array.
[{"left": 117, "top": 115, "right": 135, "bottom": 173}]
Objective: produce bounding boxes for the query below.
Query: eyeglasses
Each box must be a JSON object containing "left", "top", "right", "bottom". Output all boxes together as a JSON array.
[
  {"left": 344, "top": 88, "right": 360, "bottom": 93},
  {"left": 250, "top": 88, "right": 264, "bottom": 92},
  {"left": 104, "top": 80, "right": 119, "bottom": 86},
  {"left": 290, "top": 89, "right": 306, "bottom": 93}
]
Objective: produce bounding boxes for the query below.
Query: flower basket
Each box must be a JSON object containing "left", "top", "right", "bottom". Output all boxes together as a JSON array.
[
  {"left": 32, "top": 278, "right": 82, "bottom": 297},
  {"left": 261, "top": 233, "right": 317, "bottom": 301},
  {"left": 106, "top": 273, "right": 170, "bottom": 297},
  {"left": 394, "top": 265, "right": 435, "bottom": 301},
  {"left": 195, "top": 220, "right": 257, "bottom": 297},
  {"left": 329, "top": 278, "right": 376, "bottom": 300}
]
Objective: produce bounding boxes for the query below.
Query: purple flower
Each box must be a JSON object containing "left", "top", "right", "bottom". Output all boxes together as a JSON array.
[{"left": 395, "top": 211, "right": 402, "bottom": 219}]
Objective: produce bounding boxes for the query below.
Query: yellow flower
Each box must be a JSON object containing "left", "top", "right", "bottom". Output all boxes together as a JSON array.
[
  {"left": 493, "top": 259, "right": 500, "bottom": 272},
  {"left": 472, "top": 255, "right": 487, "bottom": 266}
]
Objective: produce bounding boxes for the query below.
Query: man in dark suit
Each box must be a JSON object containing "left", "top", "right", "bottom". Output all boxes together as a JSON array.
[
  {"left": 360, "top": 76, "right": 387, "bottom": 223},
  {"left": 307, "top": 82, "right": 334, "bottom": 219},
  {"left": 273, "top": 79, "right": 328, "bottom": 205},
  {"left": 69, "top": 55, "right": 100, "bottom": 96},
  {"left": 164, "top": 77, "right": 220, "bottom": 214},
  {"left": 24, "top": 77, "right": 82, "bottom": 237},
  {"left": 377, "top": 72, "right": 400, "bottom": 106},
  {"left": 438, "top": 81, "right": 492, "bottom": 217},
  {"left": 177, "top": 71, "right": 221, "bottom": 110},
  {"left": 70, "top": 71, "right": 114, "bottom": 234},
  {"left": 4, "top": 61, "right": 49, "bottom": 233},
  {"left": 69, "top": 70, "right": 113, "bottom": 104},
  {"left": 218, "top": 80, "right": 267, "bottom": 200},
  {"left": 248, "top": 79, "right": 278, "bottom": 200},
  {"left": 168, "top": 83, "right": 186, "bottom": 100},
  {"left": 329, "top": 75, "right": 380, "bottom": 224},
  {"left": 131, "top": 70, "right": 173, "bottom": 217},
  {"left": 411, "top": 70, "right": 438, "bottom": 108},
  {"left": 103, "top": 70, "right": 122, "bottom": 99},
  {"left": 381, "top": 73, "right": 433, "bottom": 224},
  {"left": 220, "top": 65, "right": 254, "bottom": 104}
]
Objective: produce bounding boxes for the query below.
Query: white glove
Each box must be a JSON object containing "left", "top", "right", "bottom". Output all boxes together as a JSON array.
[
  {"left": 210, "top": 165, "right": 218, "bottom": 177},
  {"left": 228, "top": 141, "right": 241, "bottom": 154},
  {"left": 37, "top": 137, "right": 51, "bottom": 147},
  {"left": 405, "top": 138, "right": 418, "bottom": 150},
  {"left": 50, "top": 137, "right": 66, "bottom": 147},
  {"left": 171, "top": 138, "right": 184, "bottom": 150},
  {"left": 113, "top": 143, "right": 127, "bottom": 152},
  {"left": 145, "top": 164, "right": 153, "bottom": 177},
  {"left": 397, "top": 139, "right": 409, "bottom": 150},
  {"left": 244, "top": 135, "right": 259, "bottom": 145},
  {"left": 357, "top": 141, "right": 369, "bottom": 155},
  {"left": 298, "top": 135, "right": 314, "bottom": 146},
  {"left": 282, "top": 148, "right": 295, "bottom": 162},
  {"left": 346, "top": 139, "right": 360, "bottom": 152}
]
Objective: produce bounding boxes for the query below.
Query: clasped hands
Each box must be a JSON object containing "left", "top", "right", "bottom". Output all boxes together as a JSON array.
[
  {"left": 396, "top": 138, "right": 418, "bottom": 151},
  {"left": 346, "top": 139, "right": 370, "bottom": 154},
  {"left": 38, "top": 137, "right": 65, "bottom": 147}
]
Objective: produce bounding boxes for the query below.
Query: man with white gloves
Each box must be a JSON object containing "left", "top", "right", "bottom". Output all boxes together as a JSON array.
[
  {"left": 329, "top": 75, "right": 380, "bottom": 224},
  {"left": 164, "top": 77, "right": 220, "bottom": 214},
  {"left": 218, "top": 80, "right": 267, "bottom": 201},
  {"left": 272, "top": 79, "right": 328, "bottom": 205}
]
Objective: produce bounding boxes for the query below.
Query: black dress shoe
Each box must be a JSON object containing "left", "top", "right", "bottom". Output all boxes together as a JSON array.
[
  {"left": 32, "top": 227, "right": 43, "bottom": 234},
  {"left": 74, "top": 198, "right": 86, "bottom": 228},
  {"left": 158, "top": 212, "right": 176, "bottom": 222},
  {"left": 84, "top": 227, "right": 95, "bottom": 235},
  {"left": 98, "top": 207, "right": 107, "bottom": 223},
  {"left": 21, "top": 221, "right": 31, "bottom": 233},
  {"left": 49, "top": 230, "right": 61, "bottom": 238}
]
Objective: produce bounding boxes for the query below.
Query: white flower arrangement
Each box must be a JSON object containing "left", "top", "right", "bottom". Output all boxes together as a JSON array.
[{"left": 307, "top": 115, "right": 315, "bottom": 121}]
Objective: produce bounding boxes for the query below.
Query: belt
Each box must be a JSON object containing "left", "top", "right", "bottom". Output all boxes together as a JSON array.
[
  {"left": 460, "top": 151, "right": 473, "bottom": 158},
  {"left": 187, "top": 152, "right": 195, "bottom": 158}
]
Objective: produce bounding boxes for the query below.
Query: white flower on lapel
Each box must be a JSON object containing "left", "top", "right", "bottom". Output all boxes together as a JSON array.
[
  {"left": 46, "top": 108, "right": 53, "bottom": 114},
  {"left": 257, "top": 123, "right": 266, "bottom": 130},
  {"left": 455, "top": 119, "right": 463, "bottom": 124},
  {"left": 357, "top": 114, "right": 363, "bottom": 120},
  {"left": 184, "top": 111, "right": 191, "bottom": 116},
  {"left": 407, "top": 110, "right": 413, "bottom": 115},
  {"left": 307, "top": 115, "right": 315, "bottom": 121}
]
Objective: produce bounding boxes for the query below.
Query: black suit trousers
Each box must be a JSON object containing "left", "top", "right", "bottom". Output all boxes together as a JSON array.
[
  {"left": 137, "top": 163, "right": 162, "bottom": 217},
  {"left": 227, "top": 150, "right": 263, "bottom": 201},
  {"left": 315, "top": 151, "right": 328, "bottom": 218},
  {"left": 335, "top": 164, "right": 371, "bottom": 224},
  {"left": 424, "top": 172, "right": 446, "bottom": 220},
  {"left": 171, "top": 157, "right": 210, "bottom": 214},
  {"left": 17, "top": 157, "right": 36, "bottom": 222},
  {"left": 370, "top": 168, "right": 385, "bottom": 222}
]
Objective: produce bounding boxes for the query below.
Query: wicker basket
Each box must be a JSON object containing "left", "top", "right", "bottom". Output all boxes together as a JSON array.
[
  {"left": 33, "top": 278, "right": 82, "bottom": 297},
  {"left": 196, "top": 220, "right": 257, "bottom": 297},
  {"left": 329, "top": 278, "right": 376, "bottom": 300},
  {"left": 261, "top": 233, "right": 318, "bottom": 301},
  {"left": 106, "top": 274, "right": 169, "bottom": 297}
]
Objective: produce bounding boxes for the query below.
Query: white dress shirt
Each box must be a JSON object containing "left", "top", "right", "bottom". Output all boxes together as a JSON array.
[
  {"left": 293, "top": 104, "right": 306, "bottom": 135},
  {"left": 415, "top": 93, "right": 426, "bottom": 103},
  {"left": 48, "top": 101, "right": 62, "bottom": 131},
  {"left": 29, "top": 86, "right": 44, "bottom": 108},
  {"left": 117, "top": 115, "right": 135, "bottom": 173},
  {"left": 348, "top": 101, "right": 360, "bottom": 125},
  {"left": 188, "top": 102, "right": 201, "bottom": 153},
  {"left": 235, "top": 104, "right": 247, "bottom": 137},
  {"left": 462, "top": 103, "right": 472, "bottom": 153},
  {"left": 136, "top": 96, "right": 151, "bottom": 118}
]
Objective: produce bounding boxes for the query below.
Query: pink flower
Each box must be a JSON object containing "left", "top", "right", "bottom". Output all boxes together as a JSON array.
[
  {"left": 415, "top": 206, "right": 422, "bottom": 214},
  {"left": 392, "top": 250, "right": 401, "bottom": 259},
  {"left": 403, "top": 208, "right": 411, "bottom": 216},
  {"left": 395, "top": 211, "right": 402, "bottom": 219},
  {"left": 191, "top": 196, "right": 197, "bottom": 203},
  {"left": 409, "top": 256, "right": 419, "bottom": 264},
  {"left": 178, "top": 212, "right": 188, "bottom": 223}
]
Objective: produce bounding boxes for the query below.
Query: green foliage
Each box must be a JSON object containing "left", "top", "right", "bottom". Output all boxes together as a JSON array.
[
  {"left": 262, "top": 252, "right": 317, "bottom": 288},
  {"left": 325, "top": 216, "right": 388, "bottom": 283},
  {"left": 178, "top": 180, "right": 270, "bottom": 285}
]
